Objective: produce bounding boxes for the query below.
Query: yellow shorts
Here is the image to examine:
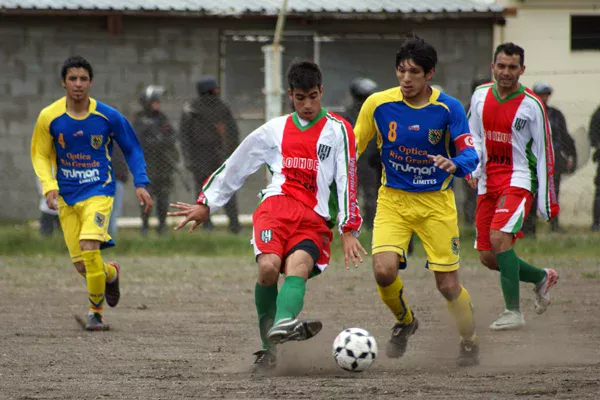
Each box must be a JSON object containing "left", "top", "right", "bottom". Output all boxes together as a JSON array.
[
  {"left": 372, "top": 186, "right": 460, "bottom": 272},
  {"left": 58, "top": 196, "right": 114, "bottom": 263}
]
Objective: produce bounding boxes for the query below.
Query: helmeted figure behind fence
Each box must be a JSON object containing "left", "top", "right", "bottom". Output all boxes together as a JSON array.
[
  {"left": 180, "top": 76, "right": 241, "bottom": 233},
  {"left": 134, "top": 85, "right": 179, "bottom": 236}
]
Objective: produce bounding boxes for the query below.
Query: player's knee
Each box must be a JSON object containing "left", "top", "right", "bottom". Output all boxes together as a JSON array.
[
  {"left": 372, "top": 260, "right": 397, "bottom": 287},
  {"left": 257, "top": 256, "right": 281, "bottom": 286},
  {"left": 435, "top": 275, "right": 461, "bottom": 300},
  {"left": 480, "top": 253, "right": 498, "bottom": 271},
  {"left": 490, "top": 230, "right": 511, "bottom": 254},
  {"left": 73, "top": 261, "right": 85, "bottom": 275}
]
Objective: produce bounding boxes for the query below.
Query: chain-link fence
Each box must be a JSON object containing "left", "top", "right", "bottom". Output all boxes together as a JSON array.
[{"left": 2, "top": 24, "right": 599, "bottom": 232}]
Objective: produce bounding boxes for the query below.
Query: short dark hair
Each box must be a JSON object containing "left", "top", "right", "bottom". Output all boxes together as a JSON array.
[
  {"left": 395, "top": 36, "right": 438, "bottom": 74},
  {"left": 61, "top": 56, "right": 93, "bottom": 80},
  {"left": 287, "top": 60, "right": 323, "bottom": 91},
  {"left": 494, "top": 42, "right": 525, "bottom": 66}
]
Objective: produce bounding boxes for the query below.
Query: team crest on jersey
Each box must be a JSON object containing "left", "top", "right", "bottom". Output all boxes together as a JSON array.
[
  {"left": 317, "top": 144, "right": 332, "bottom": 161},
  {"left": 514, "top": 117, "right": 527, "bottom": 131},
  {"left": 451, "top": 237, "right": 460, "bottom": 255},
  {"left": 428, "top": 129, "right": 443, "bottom": 145},
  {"left": 94, "top": 212, "right": 106, "bottom": 228},
  {"left": 91, "top": 135, "right": 103, "bottom": 149},
  {"left": 261, "top": 229, "right": 273, "bottom": 243}
]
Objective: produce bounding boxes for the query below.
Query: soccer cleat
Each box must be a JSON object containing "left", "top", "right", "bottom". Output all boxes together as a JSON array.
[
  {"left": 386, "top": 314, "right": 419, "bottom": 358},
  {"left": 457, "top": 336, "right": 480, "bottom": 366},
  {"left": 489, "top": 309, "right": 525, "bottom": 331},
  {"left": 251, "top": 349, "right": 277, "bottom": 373},
  {"left": 85, "top": 312, "right": 108, "bottom": 331},
  {"left": 105, "top": 261, "right": 121, "bottom": 308},
  {"left": 267, "top": 318, "right": 323, "bottom": 345},
  {"left": 533, "top": 268, "right": 559, "bottom": 315}
]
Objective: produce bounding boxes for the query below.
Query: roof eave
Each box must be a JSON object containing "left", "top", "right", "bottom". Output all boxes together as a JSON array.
[{"left": 0, "top": 7, "right": 505, "bottom": 21}]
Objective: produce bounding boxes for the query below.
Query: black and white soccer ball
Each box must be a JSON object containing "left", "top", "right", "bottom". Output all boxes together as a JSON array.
[{"left": 332, "top": 328, "right": 378, "bottom": 372}]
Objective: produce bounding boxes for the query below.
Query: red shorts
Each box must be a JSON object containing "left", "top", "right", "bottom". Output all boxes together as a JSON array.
[
  {"left": 252, "top": 195, "right": 333, "bottom": 271},
  {"left": 475, "top": 187, "right": 534, "bottom": 251}
]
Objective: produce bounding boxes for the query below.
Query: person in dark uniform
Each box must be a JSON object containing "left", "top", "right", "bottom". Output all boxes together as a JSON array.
[
  {"left": 522, "top": 83, "right": 577, "bottom": 234},
  {"left": 589, "top": 103, "right": 600, "bottom": 231},
  {"left": 180, "top": 77, "right": 241, "bottom": 233},
  {"left": 134, "top": 86, "right": 179, "bottom": 236}
]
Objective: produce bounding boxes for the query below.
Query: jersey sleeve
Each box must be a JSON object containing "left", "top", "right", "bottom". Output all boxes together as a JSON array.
[
  {"left": 446, "top": 98, "right": 478, "bottom": 178},
  {"left": 110, "top": 112, "right": 150, "bottom": 188},
  {"left": 197, "top": 123, "right": 271, "bottom": 212},
  {"left": 334, "top": 120, "right": 363, "bottom": 235},
  {"left": 467, "top": 93, "right": 485, "bottom": 180},
  {"left": 530, "top": 100, "right": 560, "bottom": 221},
  {"left": 353, "top": 95, "right": 378, "bottom": 158},
  {"left": 30, "top": 111, "right": 59, "bottom": 196}
]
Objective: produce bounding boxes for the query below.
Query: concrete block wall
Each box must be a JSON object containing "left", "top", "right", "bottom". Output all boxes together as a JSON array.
[{"left": 0, "top": 16, "right": 220, "bottom": 221}]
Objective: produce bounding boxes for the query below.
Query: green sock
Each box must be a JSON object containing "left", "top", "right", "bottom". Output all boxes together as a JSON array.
[
  {"left": 518, "top": 258, "right": 546, "bottom": 284},
  {"left": 255, "top": 282, "right": 278, "bottom": 350},
  {"left": 496, "top": 249, "right": 521, "bottom": 312},
  {"left": 274, "top": 276, "right": 306, "bottom": 323}
]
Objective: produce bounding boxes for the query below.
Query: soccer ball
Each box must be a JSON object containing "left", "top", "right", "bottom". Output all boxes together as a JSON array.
[{"left": 332, "top": 328, "right": 378, "bottom": 372}]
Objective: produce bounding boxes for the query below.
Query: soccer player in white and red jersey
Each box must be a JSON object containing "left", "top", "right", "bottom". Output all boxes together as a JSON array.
[
  {"left": 168, "top": 60, "right": 365, "bottom": 372},
  {"left": 468, "top": 43, "right": 560, "bottom": 330}
]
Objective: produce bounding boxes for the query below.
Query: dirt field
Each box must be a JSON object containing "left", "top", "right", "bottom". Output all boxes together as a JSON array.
[{"left": 1, "top": 253, "right": 599, "bottom": 399}]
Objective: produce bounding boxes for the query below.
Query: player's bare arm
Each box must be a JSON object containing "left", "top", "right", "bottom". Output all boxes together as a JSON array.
[
  {"left": 168, "top": 202, "right": 210, "bottom": 232},
  {"left": 135, "top": 187, "right": 153, "bottom": 213},
  {"left": 341, "top": 232, "right": 368, "bottom": 269},
  {"left": 427, "top": 154, "right": 457, "bottom": 174}
]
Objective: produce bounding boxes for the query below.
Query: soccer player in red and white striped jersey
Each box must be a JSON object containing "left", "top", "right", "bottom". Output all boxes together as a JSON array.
[
  {"left": 168, "top": 61, "right": 365, "bottom": 372},
  {"left": 468, "top": 43, "right": 560, "bottom": 330}
]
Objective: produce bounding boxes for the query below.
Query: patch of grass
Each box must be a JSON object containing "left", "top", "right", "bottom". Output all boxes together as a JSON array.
[
  {"left": 581, "top": 271, "right": 600, "bottom": 279},
  {"left": 1, "top": 223, "right": 598, "bottom": 261}
]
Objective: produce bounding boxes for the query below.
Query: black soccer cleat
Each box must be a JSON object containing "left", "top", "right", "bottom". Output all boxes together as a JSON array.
[
  {"left": 386, "top": 314, "right": 419, "bottom": 358},
  {"left": 267, "top": 318, "right": 323, "bottom": 345},
  {"left": 457, "top": 336, "right": 480, "bottom": 367},
  {"left": 105, "top": 261, "right": 121, "bottom": 308},
  {"left": 251, "top": 349, "right": 277, "bottom": 373}
]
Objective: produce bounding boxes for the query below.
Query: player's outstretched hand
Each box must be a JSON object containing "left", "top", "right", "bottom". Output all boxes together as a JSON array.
[
  {"left": 136, "top": 187, "right": 153, "bottom": 213},
  {"left": 428, "top": 154, "right": 457, "bottom": 174},
  {"left": 45, "top": 190, "right": 59, "bottom": 211},
  {"left": 341, "top": 232, "right": 368, "bottom": 270},
  {"left": 168, "top": 202, "right": 209, "bottom": 232}
]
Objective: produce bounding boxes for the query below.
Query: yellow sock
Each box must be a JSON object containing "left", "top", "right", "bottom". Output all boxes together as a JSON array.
[
  {"left": 377, "top": 276, "right": 413, "bottom": 325},
  {"left": 104, "top": 262, "right": 117, "bottom": 283},
  {"left": 82, "top": 250, "right": 106, "bottom": 313},
  {"left": 447, "top": 286, "right": 475, "bottom": 340}
]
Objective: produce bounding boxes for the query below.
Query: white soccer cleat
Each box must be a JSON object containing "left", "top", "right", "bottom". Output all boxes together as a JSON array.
[
  {"left": 533, "top": 268, "right": 559, "bottom": 315},
  {"left": 489, "top": 309, "right": 525, "bottom": 331}
]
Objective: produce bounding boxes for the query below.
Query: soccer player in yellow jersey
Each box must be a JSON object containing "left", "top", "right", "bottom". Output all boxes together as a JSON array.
[
  {"left": 354, "top": 37, "right": 480, "bottom": 365},
  {"left": 31, "top": 56, "right": 153, "bottom": 331}
]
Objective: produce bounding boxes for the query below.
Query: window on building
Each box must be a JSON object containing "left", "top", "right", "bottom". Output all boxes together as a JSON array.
[{"left": 571, "top": 15, "right": 600, "bottom": 51}]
